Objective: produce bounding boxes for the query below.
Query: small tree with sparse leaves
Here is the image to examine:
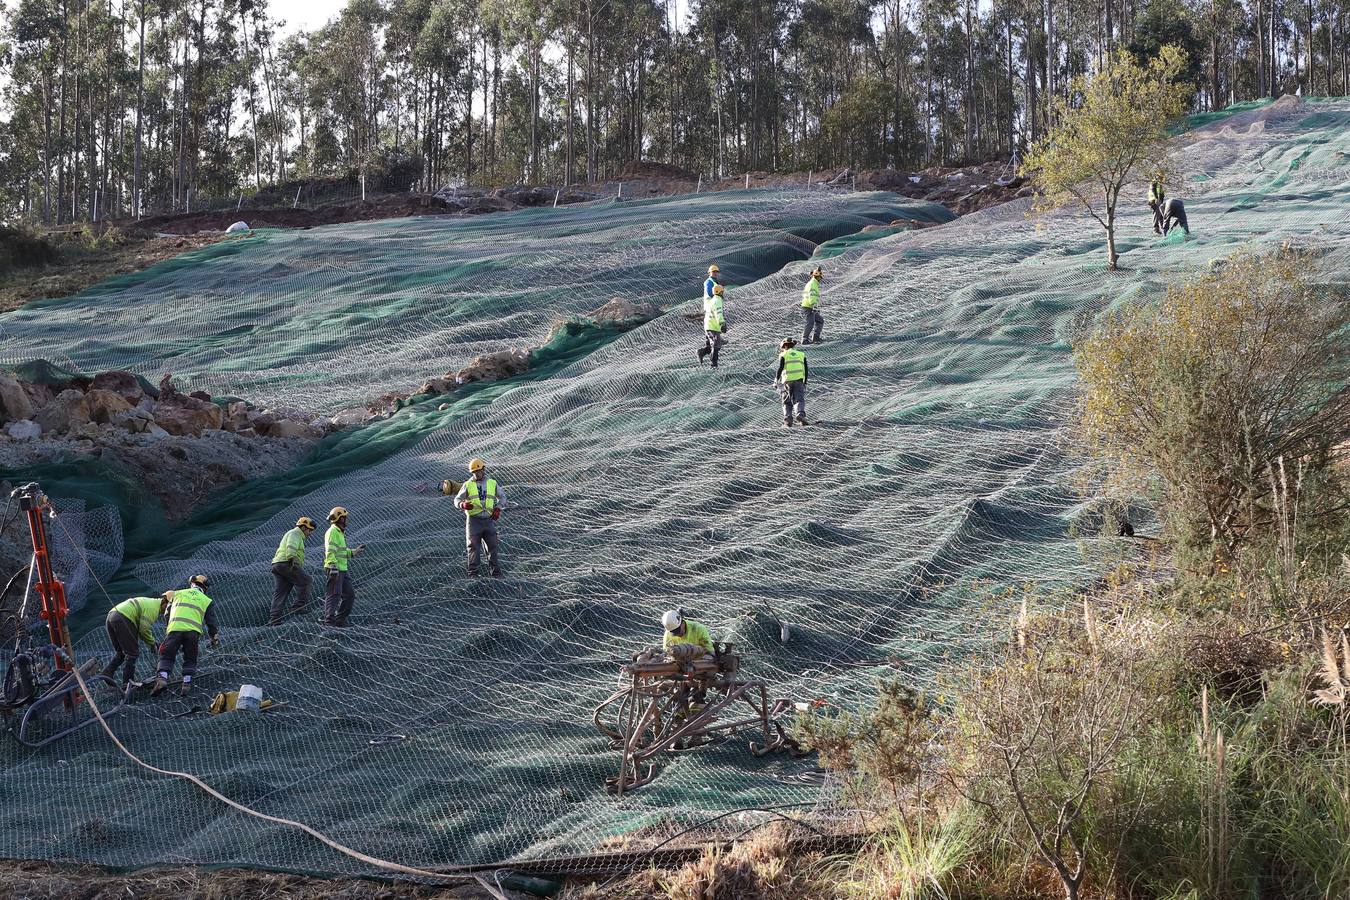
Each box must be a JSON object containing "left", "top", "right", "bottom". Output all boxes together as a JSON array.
[{"left": 1022, "top": 47, "right": 1192, "bottom": 270}]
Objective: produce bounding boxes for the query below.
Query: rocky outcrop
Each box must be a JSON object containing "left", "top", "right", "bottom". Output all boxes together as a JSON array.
[
  {"left": 0, "top": 375, "right": 32, "bottom": 422},
  {"left": 153, "top": 393, "right": 224, "bottom": 436},
  {"left": 90, "top": 370, "right": 149, "bottom": 404},
  {"left": 33, "top": 389, "right": 91, "bottom": 433},
  {"left": 85, "top": 389, "right": 134, "bottom": 424}
]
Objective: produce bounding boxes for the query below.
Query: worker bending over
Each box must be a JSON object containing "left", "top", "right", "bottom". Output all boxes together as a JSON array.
[
  {"left": 800, "top": 266, "right": 824, "bottom": 344},
  {"left": 698, "top": 284, "right": 728, "bottom": 367},
  {"left": 455, "top": 458, "right": 505, "bottom": 577},
  {"left": 152, "top": 575, "right": 219, "bottom": 696},
  {"left": 322, "top": 506, "right": 364, "bottom": 627},
  {"left": 269, "top": 516, "right": 317, "bottom": 625},
  {"left": 775, "top": 337, "right": 809, "bottom": 427},
  {"left": 1156, "top": 196, "right": 1190, "bottom": 236},
  {"left": 101, "top": 595, "right": 168, "bottom": 688},
  {"left": 662, "top": 609, "right": 713, "bottom": 658}
]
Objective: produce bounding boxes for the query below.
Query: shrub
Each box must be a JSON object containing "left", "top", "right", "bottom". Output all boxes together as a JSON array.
[
  {"left": 1075, "top": 249, "right": 1350, "bottom": 571},
  {"left": 0, "top": 225, "right": 57, "bottom": 273}
]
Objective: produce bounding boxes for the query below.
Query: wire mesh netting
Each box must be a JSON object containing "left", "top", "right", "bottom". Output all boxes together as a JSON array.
[
  {"left": 0, "top": 190, "right": 942, "bottom": 415},
  {"left": 2, "top": 97, "right": 1350, "bottom": 878}
]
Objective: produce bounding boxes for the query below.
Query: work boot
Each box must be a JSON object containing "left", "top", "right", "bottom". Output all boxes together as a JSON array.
[
  {"left": 696, "top": 347, "right": 709, "bottom": 365},
  {"left": 491, "top": 569, "right": 504, "bottom": 578},
  {"left": 150, "top": 676, "right": 168, "bottom": 697},
  {"left": 796, "top": 416, "right": 809, "bottom": 426},
  {"left": 782, "top": 420, "right": 792, "bottom": 428},
  {"left": 180, "top": 681, "right": 192, "bottom": 696}
]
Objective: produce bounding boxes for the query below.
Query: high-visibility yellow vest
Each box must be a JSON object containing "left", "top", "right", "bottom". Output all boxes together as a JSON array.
[
  {"left": 113, "top": 596, "right": 162, "bottom": 645},
  {"left": 801, "top": 277, "right": 821, "bottom": 308},
  {"left": 663, "top": 619, "right": 713, "bottom": 652},
  {"left": 780, "top": 348, "right": 806, "bottom": 382},
  {"left": 325, "top": 525, "right": 352, "bottom": 571},
  {"left": 465, "top": 478, "right": 498, "bottom": 515},
  {"left": 272, "top": 527, "right": 305, "bottom": 565},
  {"left": 703, "top": 295, "right": 725, "bottom": 332},
  {"left": 166, "top": 588, "right": 212, "bottom": 635}
]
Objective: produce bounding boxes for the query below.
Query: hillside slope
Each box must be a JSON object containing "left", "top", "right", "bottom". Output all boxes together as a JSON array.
[{"left": 2, "top": 97, "right": 1348, "bottom": 879}]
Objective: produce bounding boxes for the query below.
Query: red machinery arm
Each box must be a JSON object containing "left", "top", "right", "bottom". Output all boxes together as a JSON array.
[{"left": 14, "top": 483, "right": 71, "bottom": 671}]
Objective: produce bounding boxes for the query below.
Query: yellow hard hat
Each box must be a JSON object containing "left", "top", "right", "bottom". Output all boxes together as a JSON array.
[
  {"left": 712, "top": 284, "right": 725, "bottom": 295},
  {"left": 328, "top": 506, "right": 348, "bottom": 523},
  {"left": 468, "top": 458, "right": 486, "bottom": 473},
  {"left": 707, "top": 264, "right": 720, "bottom": 274},
  {"left": 296, "top": 516, "right": 317, "bottom": 530}
]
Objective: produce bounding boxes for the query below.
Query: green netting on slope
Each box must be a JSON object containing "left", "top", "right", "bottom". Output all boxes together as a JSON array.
[
  {"left": 0, "top": 191, "right": 944, "bottom": 416},
  {"left": 3, "top": 100, "right": 1350, "bottom": 879}
]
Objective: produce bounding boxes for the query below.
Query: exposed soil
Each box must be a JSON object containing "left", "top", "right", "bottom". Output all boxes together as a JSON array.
[{"left": 0, "top": 230, "right": 221, "bottom": 313}]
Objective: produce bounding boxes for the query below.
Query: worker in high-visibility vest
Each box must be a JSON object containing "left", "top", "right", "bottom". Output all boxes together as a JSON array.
[
  {"left": 662, "top": 609, "right": 713, "bottom": 657},
  {"left": 269, "top": 515, "right": 317, "bottom": 625},
  {"left": 151, "top": 575, "right": 220, "bottom": 696},
  {"left": 698, "top": 283, "right": 729, "bottom": 367},
  {"left": 454, "top": 458, "right": 506, "bottom": 577},
  {"left": 101, "top": 594, "right": 169, "bottom": 688},
  {"left": 321, "top": 506, "right": 364, "bottom": 627},
  {"left": 1148, "top": 171, "right": 1166, "bottom": 234},
  {"left": 800, "top": 266, "right": 824, "bottom": 344},
  {"left": 774, "top": 337, "right": 810, "bottom": 426}
]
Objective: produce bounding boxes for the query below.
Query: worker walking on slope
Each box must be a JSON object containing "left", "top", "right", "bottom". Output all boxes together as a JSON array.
[
  {"left": 800, "top": 266, "right": 825, "bottom": 344},
  {"left": 703, "top": 263, "right": 723, "bottom": 301},
  {"left": 455, "top": 458, "right": 506, "bottom": 577},
  {"left": 698, "top": 283, "right": 729, "bottom": 367},
  {"left": 269, "top": 516, "right": 317, "bottom": 625},
  {"left": 101, "top": 594, "right": 168, "bottom": 689},
  {"left": 151, "top": 575, "right": 219, "bottom": 696},
  {"left": 322, "top": 507, "right": 364, "bottom": 627},
  {"left": 774, "top": 338, "right": 809, "bottom": 427},
  {"left": 1148, "top": 171, "right": 1167, "bottom": 234}
]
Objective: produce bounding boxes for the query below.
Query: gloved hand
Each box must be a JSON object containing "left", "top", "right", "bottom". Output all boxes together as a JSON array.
[
  {"left": 458, "top": 501, "right": 471, "bottom": 511},
  {"left": 353, "top": 544, "right": 366, "bottom": 555},
  {"left": 210, "top": 637, "right": 220, "bottom": 650},
  {"left": 720, "top": 324, "right": 729, "bottom": 333},
  {"left": 491, "top": 508, "right": 501, "bottom": 521}
]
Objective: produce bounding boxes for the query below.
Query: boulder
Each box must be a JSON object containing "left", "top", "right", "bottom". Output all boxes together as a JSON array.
[
  {"left": 269, "top": 418, "right": 314, "bottom": 439},
  {"left": 112, "top": 408, "right": 155, "bottom": 433},
  {"left": 584, "top": 297, "right": 662, "bottom": 328},
  {"left": 188, "top": 390, "right": 212, "bottom": 402},
  {"left": 85, "top": 389, "right": 134, "bottom": 424},
  {"left": 248, "top": 412, "right": 276, "bottom": 435},
  {"left": 329, "top": 408, "right": 369, "bottom": 428},
  {"left": 33, "top": 389, "right": 92, "bottom": 434},
  {"left": 0, "top": 374, "right": 33, "bottom": 423},
  {"left": 5, "top": 419, "right": 41, "bottom": 441},
  {"left": 90, "top": 370, "right": 146, "bottom": 405},
  {"left": 419, "top": 377, "right": 452, "bottom": 395},
  {"left": 21, "top": 382, "right": 53, "bottom": 411},
  {"left": 152, "top": 395, "right": 223, "bottom": 436},
  {"left": 454, "top": 350, "right": 531, "bottom": 385}
]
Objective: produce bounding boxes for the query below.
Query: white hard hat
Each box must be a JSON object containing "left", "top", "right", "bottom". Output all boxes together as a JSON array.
[{"left": 661, "top": 609, "right": 684, "bottom": 632}]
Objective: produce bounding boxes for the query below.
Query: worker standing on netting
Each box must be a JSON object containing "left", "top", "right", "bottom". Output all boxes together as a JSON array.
[
  {"left": 322, "top": 507, "right": 364, "bottom": 627},
  {"left": 800, "top": 266, "right": 824, "bottom": 344},
  {"left": 1157, "top": 197, "right": 1191, "bottom": 237},
  {"left": 151, "top": 575, "right": 219, "bottom": 696},
  {"left": 774, "top": 337, "right": 809, "bottom": 427},
  {"left": 703, "top": 263, "right": 722, "bottom": 300},
  {"left": 698, "top": 283, "right": 729, "bottom": 367},
  {"left": 455, "top": 458, "right": 505, "bottom": 577},
  {"left": 100, "top": 595, "right": 168, "bottom": 689},
  {"left": 268, "top": 516, "right": 317, "bottom": 625},
  {"left": 1148, "top": 171, "right": 1167, "bottom": 234}
]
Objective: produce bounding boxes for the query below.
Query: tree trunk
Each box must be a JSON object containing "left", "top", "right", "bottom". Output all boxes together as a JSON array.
[{"left": 133, "top": 0, "right": 146, "bottom": 218}]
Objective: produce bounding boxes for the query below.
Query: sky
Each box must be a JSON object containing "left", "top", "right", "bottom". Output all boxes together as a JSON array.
[{"left": 271, "top": 0, "right": 348, "bottom": 37}]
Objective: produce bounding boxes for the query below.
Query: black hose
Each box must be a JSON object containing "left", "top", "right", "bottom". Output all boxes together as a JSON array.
[{"left": 0, "top": 565, "right": 31, "bottom": 653}]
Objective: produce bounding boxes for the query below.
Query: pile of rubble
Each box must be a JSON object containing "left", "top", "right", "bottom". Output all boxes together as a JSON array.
[{"left": 0, "top": 370, "right": 334, "bottom": 522}]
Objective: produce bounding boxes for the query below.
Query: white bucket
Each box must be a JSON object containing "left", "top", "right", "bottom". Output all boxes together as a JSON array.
[{"left": 237, "top": 683, "right": 262, "bottom": 712}]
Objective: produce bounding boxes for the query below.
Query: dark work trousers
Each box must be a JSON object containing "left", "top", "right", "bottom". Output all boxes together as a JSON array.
[
  {"left": 1152, "top": 203, "right": 1165, "bottom": 234},
  {"left": 157, "top": 631, "right": 201, "bottom": 680},
  {"left": 269, "top": 561, "right": 312, "bottom": 623},
  {"left": 466, "top": 517, "right": 502, "bottom": 576},
  {"left": 781, "top": 380, "right": 807, "bottom": 423},
  {"left": 102, "top": 610, "right": 142, "bottom": 684},
  {"left": 801, "top": 307, "right": 824, "bottom": 343},
  {"left": 322, "top": 569, "right": 355, "bottom": 625},
  {"left": 702, "top": 330, "right": 725, "bottom": 367}
]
